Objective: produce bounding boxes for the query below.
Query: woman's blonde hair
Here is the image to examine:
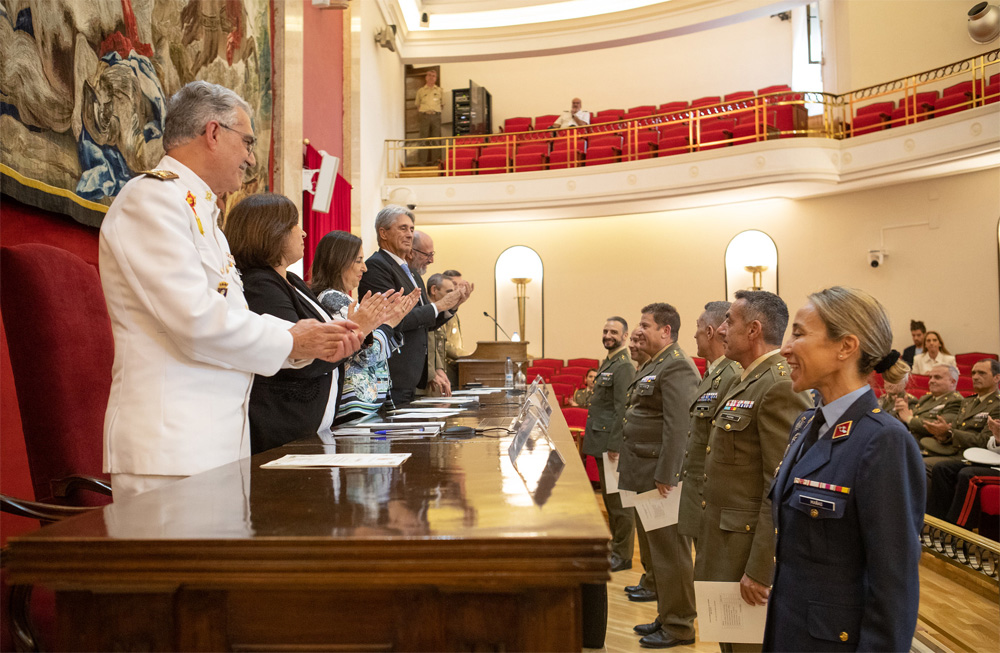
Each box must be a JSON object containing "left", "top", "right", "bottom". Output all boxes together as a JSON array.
[{"left": 808, "top": 286, "right": 910, "bottom": 384}]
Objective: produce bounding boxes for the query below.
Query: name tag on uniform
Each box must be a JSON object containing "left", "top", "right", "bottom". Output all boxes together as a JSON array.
[
  {"left": 721, "top": 413, "right": 740, "bottom": 422},
  {"left": 799, "top": 494, "right": 836, "bottom": 511}
]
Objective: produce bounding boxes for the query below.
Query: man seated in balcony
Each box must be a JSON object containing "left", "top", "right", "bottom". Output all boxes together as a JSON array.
[
  {"left": 893, "top": 363, "right": 964, "bottom": 475},
  {"left": 551, "top": 97, "right": 591, "bottom": 129}
]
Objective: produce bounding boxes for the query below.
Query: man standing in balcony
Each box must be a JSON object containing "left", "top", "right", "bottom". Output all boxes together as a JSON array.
[
  {"left": 415, "top": 70, "right": 443, "bottom": 166},
  {"left": 551, "top": 97, "right": 591, "bottom": 129}
]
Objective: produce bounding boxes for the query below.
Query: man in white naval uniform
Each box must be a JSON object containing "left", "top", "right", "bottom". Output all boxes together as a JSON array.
[{"left": 100, "top": 81, "right": 360, "bottom": 499}]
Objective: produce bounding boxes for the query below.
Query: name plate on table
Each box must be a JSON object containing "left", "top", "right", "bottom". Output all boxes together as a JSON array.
[{"left": 508, "top": 414, "right": 539, "bottom": 463}]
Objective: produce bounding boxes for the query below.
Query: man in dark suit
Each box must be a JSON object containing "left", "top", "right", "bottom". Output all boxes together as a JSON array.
[
  {"left": 901, "top": 319, "right": 925, "bottom": 367},
  {"left": 358, "top": 206, "right": 463, "bottom": 405}
]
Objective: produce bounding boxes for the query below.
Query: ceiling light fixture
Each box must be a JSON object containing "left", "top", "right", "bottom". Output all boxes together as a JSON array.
[{"left": 968, "top": 2, "right": 1000, "bottom": 43}]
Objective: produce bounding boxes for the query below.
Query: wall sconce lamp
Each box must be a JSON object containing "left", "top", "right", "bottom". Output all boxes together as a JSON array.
[
  {"left": 968, "top": 2, "right": 1000, "bottom": 43},
  {"left": 744, "top": 265, "right": 768, "bottom": 291},
  {"left": 375, "top": 25, "right": 397, "bottom": 51}
]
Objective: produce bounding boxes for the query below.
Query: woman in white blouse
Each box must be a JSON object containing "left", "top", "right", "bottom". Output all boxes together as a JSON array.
[{"left": 911, "top": 330, "right": 957, "bottom": 375}]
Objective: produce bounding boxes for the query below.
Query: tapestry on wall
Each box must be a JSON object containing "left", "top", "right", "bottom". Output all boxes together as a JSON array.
[{"left": 0, "top": 0, "right": 273, "bottom": 227}]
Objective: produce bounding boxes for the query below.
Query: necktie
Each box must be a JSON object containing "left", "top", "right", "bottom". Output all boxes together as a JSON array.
[
  {"left": 401, "top": 262, "right": 417, "bottom": 287},
  {"left": 796, "top": 408, "right": 825, "bottom": 461}
]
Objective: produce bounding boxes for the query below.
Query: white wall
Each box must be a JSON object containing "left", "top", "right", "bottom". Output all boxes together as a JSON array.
[
  {"left": 359, "top": 0, "right": 406, "bottom": 251},
  {"left": 435, "top": 13, "right": 794, "bottom": 128},
  {"left": 419, "top": 168, "right": 1000, "bottom": 362}
]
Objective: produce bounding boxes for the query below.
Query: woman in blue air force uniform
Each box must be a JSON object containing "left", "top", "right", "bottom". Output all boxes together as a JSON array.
[{"left": 763, "top": 287, "right": 924, "bottom": 653}]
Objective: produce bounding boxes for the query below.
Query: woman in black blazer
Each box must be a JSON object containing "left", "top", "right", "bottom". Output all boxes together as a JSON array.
[{"left": 225, "top": 193, "right": 386, "bottom": 453}]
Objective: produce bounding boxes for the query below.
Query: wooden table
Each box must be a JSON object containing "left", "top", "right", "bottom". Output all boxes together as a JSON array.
[{"left": 6, "top": 391, "right": 610, "bottom": 651}]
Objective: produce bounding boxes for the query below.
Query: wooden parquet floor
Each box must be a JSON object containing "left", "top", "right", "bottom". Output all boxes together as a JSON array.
[{"left": 584, "top": 489, "right": 999, "bottom": 653}]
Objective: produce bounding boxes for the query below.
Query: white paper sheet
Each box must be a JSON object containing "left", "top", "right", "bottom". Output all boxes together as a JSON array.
[
  {"left": 633, "top": 483, "right": 682, "bottom": 531},
  {"left": 452, "top": 388, "right": 501, "bottom": 395},
  {"left": 411, "top": 396, "right": 479, "bottom": 404},
  {"left": 602, "top": 452, "right": 620, "bottom": 494},
  {"left": 693, "top": 581, "right": 767, "bottom": 644},
  {"left": 260, "top": 453, "right": 411, "bottom": 469},
  {"left": 619, "top": 489, "right": 638, "bottom": 507},
  {"left": 389, "top": 409, "right": 462, "bottom": 418}
]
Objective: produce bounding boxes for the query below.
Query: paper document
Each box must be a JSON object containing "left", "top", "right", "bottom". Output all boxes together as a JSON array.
[
  {"left": 390, "top": 409, "right": 462, "bottom": 418},
  {"left": 354, "top": 421, "right": 445, "bottom": 430},
  {"left": 633, "top": 483, "right": 682, "bottom": 531},
  {"left": 411, "top": 396, "right": 478, "bottom": 404},
  {"left": 261, "top": 453, "right": 411, "bottom": 469},
  {"left": 694, "top": 581, "right": 767, "bottom": 644},
  {"left": 619, "top": 489, "right": 638, "bottom": 507},
  {"left": 602, "top": 452, "right": 620, "bottom": 494},
  {"left": 452, "top": 388, "right": 501, "bottom": 395}
]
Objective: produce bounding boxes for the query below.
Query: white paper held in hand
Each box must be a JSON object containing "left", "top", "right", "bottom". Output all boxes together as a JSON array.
[
  {"left": 602, "top": 452, "right": 620, "bottom": 494},
  {"left": 633, "top": 482, "right": 682, "bottom": 531},
  {"left": 693, "top": 581, "right": 767, "bottom": 644}
]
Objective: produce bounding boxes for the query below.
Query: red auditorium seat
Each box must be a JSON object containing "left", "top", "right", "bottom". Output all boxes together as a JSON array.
[
  {"left": 517, "top": 142, "right": 549, "bottom": 155},
  {"left": 532, "top": 358, "right": 564, "bottom": 371},
  {"left": 856, "top": 101, "right": 895, "bottom": 117},
  {"left": 445, "top": 150, "right": 477, "bottom": 175},
  {"left": 625, "top": 131, "right": 659, "bottom": 160},
  {"left": 986, "top": 80, "right": 1000, "bottom": 104},
  {"left": 956, "top": 352, "right": 1000, "bottom": 365},
  {"left": 551, "top": 134, "right": 586, "bottom": 152},
  {"left": 657, "top": 135, "right": 690, "bottom": 156},
  {"left": 724, "top": 91, "right": 757, "bottom": 124},
  {"left": 910, "top": 374, "right": 930, "bottom": 392},
  {"left": 525, "top": 366, "right": 553, "bottom": 382},
  {"left": 548, "top": 148, "right": 581, "bottom": 169},
  {"left": 692, "top": 357, "right": 707, "bottom": 376},
  {"left": 891, "top": 91, "right": 938, "bottom": 125},
  {"left": 567, "top": 358, "right": 600, "bottom": 369},
  {"left": 658, "top": 123, "right": 690, "bottom": 139},
  {"left": 659, "top": 101, "right": 690, "bottom": 118},
  {"left": 552, "top": 374, "right": 584, "bottom": 388},
  {"left": 732, "top": 122, "right": 775, "bottom": 144},
  {"left": 513, "top": 152, "right": 546, "bottom": 172},
  {"left": 550, "top": 382, "right": 575, "bottom": 405},
  {"left": 476, "top": 153, "right": 508, "bottom": 174},
  {"left": 534, "top": 114, "right": 560, "bottom": 130},
  {"left": 852, "top": 112, "right": 889, "bottom": 136},
  {"left": 596, "top": 109, "right": 625, "bottom": 122},
  {"left": 934, "top": 91, "right": 973, "bottom": 116},
  {"left": 699, "top": 120, "right": 735, "bottom": 150},
  {"left": 585, "top": 146, "right": 620, "bottom": 166},
  {"left": 503, "top": 117, "right": 533, "bottom": 133},
  {"left": 759, "top": 85, "right": 807, "bottom": 137},
  {"left": 957, "top": 376, "right": 975, "bottom": 397},
  {"left": 691, "top": 96, "right": 723, "bottom": 116},
  {"left": 978, "top": 483, "right": 999, "bottom": 542},
  {"left": 628, "top": 105, "right": 657, "bottom": 114},
  {"left": 561, "top": 366, "right": 590, "bottom": 378}
]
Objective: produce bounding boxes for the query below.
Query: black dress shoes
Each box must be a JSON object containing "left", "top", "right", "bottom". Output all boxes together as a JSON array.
[
  {"left": 624, "top": 573, "right": 646, "bottom": 593},
  {"left": 610, "top": 556, "right": 632, "bottom": 572},
  {"left": 639, "top": 629, "right": 695, "bottom": 649},
  {"left": 633, "top": 619, "right": 661, "bottom": 636},
  {"left": 627, "top": 587, "right": 657, "bottom": 602}
]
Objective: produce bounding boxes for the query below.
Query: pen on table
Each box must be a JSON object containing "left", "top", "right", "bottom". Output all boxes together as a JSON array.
[{"left": 374, "top": 428, "right": 426, "bottom": 435}]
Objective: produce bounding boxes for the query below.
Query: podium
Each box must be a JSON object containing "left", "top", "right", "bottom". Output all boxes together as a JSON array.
[{"left": 457, "top": 340, "right": 528, "bottom": 387}]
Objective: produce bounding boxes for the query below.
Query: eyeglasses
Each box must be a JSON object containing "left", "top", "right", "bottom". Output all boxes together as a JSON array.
[
  {"left": 412, "top": 248, "right": 435, "bottom": 258},
  {"left": 217, "top": 123, "right": 257, "bottom": 155}
]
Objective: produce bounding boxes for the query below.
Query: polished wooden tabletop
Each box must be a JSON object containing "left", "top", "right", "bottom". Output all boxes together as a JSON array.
[{"left": 7, "top": 390, "right": 611, "bottom": 590}]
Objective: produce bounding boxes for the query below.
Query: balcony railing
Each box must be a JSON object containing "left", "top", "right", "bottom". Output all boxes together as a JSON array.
[{"left": 386, "top": 49, "right": 999, "bottom": 178}]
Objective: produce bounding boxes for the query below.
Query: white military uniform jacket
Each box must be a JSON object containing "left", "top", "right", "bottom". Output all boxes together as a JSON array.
[{"left": 99, "top": 156, "right": 295, "bottom": 476}]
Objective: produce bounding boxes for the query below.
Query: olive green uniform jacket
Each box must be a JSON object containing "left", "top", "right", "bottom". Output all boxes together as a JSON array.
[
  {"left": 677, "top": 358, "right": 742, "bottom": 539},
  {"left": 581, "top": 346, "right": 633, "bottom": 456},
  {"left": 879, "top": 391, "right": 917, "bottom": 419},
  {"left": 922, "top": 390, "right": 1000, "bottom": 455},
  {"left": 695, "top": 352, "right": 813, "bottom": 586},
  {"left": 907, "top": 391, "right": 963, "bottom": 439},
  {"left": 618, "top": 342, "right": 699, "bottom": 492}
]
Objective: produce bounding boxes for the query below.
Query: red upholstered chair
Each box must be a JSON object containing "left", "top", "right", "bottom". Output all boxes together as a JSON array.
[
  {"left": 658, "top": 101, "right": 690, "bottom": 118},
  {"left": 503, "top": 117, "right": 533, "bottom": 133},
  {"left": 625, "top": 131, "right": 659, "bottom": 160},
  {"left": 855, "top": 101, "right": 895, "bottom": 117},
  {"left": 932, "top": 92, "right": 972, "bottom": 117},
  {"left": 547, "top": 148, "right": 581, "bottom": 169},
  {"left": 552, "top": 374, "right": 584, "bottom": 388},
  {"left": 562, "top": 407, "right": 589, "bottom": 450},
  {"left": 657, "top": 135, "right": 690, "bottom": 156},
  {"left": 691, "top": 96, "right": 723, "bottom": 116},
  {"left": 758, "top": 85, "right": 806, "bottom": 137},
  {"left": 476, "top": 153, "right": 508, "bottom": 174},
  {"left": 550, "top": 382, "right": 575, "bottom": 405},
  {"left": 957, "top": 376, "right": 975, "bottom": 397},
  {"left": 584, "top": 146, "right": 619, "bottom": 166},
  {"left": 699, "top": 120, "right": 735, "bottom": 150},
  {"left": 534, "top": 114, "right": 560, "bottom": 130},
  {"left": 561, "top": 366, "right": 590, "bottom": 378},
  {"left": 692, "top": 357, "right": 707, "bottom": 376},
  {"left": 891, "top": 92, "right": 938, "bottom": 125},
  {"left": 658, "top": 123, "right": 690, "bottom": 139},
  {"left": 985, "top": 80, "right": 1000, "bottom": 105},
  {"left": 532, "top": 358, "right": 564, "bottom": 371},
  {"left": 595, "top": 109, "right": 624, "bottom": 122},
  {"left": 909, "top": 374, "right": 930, "bottom": 392},
  {"left": 567, "top": 358, "right": 600, "bottom": 369},
  {"left": 445, "top": 150, "right": 478, "bottom": 176},
  {"left": 851, "top": 112, "right": 888, "bottom": 136},
  {"left": 1, "top": 243, "right": 115, "bottom": 650},
  {"left": 956, "top": 352, "right": 1000, "bottom": 366},
  {"left": 978, "top": 484, "right": 999, "bottom": 542},
  {"left": 526, "top": 366, "right": 553, "bottom": 382}
]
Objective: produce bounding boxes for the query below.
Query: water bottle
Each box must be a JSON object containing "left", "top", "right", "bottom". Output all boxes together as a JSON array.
[{"left": 504, "top": 356, "right": 514, "bottom": 389}]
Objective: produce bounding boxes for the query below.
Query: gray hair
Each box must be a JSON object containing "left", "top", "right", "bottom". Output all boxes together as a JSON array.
[
  {"left": 375, "top": 205, "right": 415, "bottom": 242},
  {"left": 808, "top": 286, "right": 910, "bottom": 383},
  {"left": 426, "top": 273, "right": 446, "bottom": 292},
  {"left": 734, "top": 290, "right": 788, "bottom": 347},
  {"left": 162, "top": 81, "right": 252, "bottom": 151},
  {"left": 702, "top": 301, "right": 730, "bottom": 328},
  {"left": 932, "top": 364, "right": 960, "bottom": 382}
]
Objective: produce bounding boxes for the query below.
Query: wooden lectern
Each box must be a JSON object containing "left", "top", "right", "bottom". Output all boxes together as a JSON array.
[{"left": 457, "top": 340, "right": 528, "bottom": 387}]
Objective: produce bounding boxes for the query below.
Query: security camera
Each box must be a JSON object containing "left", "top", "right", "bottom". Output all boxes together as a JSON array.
[
  {"left": 420, "top": 12, "right": 429, "bottom": 28},
  {"left": 868, "top": 249, "right": 886, "bottom": 268},
  {"left": 406, "top": 203, "right": 417, "bottom": 210}
]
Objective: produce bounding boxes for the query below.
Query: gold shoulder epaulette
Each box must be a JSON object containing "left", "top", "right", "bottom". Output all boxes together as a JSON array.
[{"left": 136, "top": 170, "right": 179, "bottom": 180}]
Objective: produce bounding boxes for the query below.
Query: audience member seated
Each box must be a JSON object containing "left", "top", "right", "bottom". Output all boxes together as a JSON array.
[
  {"left": 911, "top": 330, "right": 956, "bottom": 374},
  {"left": 311, "top": 230, "right": 417, "bottom": 424},
  {"left": 921, "top": 359, "right": 1000, "bottom": 462},
  {"left": 894, "top": 363, "right": 964, "bottom": 475},
  {"left": 880, "top": 368, "right": 918, "bottom": 419},
  {"left": 225, "top": 194, "right": 384, "bottom": 453},
  {"left": 902, "top": 319, "right": 926, "bottom": 367},
  {"left": 927, "top": 415, "right": 1000, "bottom": 530},
  {"left": 568, "top": 369, "right": 598, "bottom": 408},
  {"left": 551, "top": 97, "right": 591, "bottom": 129}
]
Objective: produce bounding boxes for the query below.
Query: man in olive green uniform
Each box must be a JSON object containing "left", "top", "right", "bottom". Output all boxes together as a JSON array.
[
  {"left": 694, "top": 291, "right": 812, "bottom": 653},
  {"left": 581, "top": 317, "right": 635, "bottom": 572},
  {"left": 423, "top": 273, "right": 454, "bottom": 396},
  {"left": 442, "top": 270, "right": 473, "bottom": 387},
  {"left": 895, "top": 363, "right": 964, "bottom": 475},
  {"left": 618, "top": 303, "right": 699, "bottom": 649},
  {"left": 917, "top": 359, "right": 1000, "bottom": 467},
  {"left": 676, "top": 302, "right": 741, "bottom": 551}
]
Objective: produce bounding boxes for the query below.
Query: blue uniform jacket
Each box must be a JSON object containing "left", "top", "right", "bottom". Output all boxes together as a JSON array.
[{"left": 763, "top": 389, "right": 924, "bottom": 652}]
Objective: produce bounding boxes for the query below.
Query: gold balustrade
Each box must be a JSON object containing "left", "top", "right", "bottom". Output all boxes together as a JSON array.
[
  {"left": 922, "top": 514, "right": 1000, "bottom": 582},
  {"left": 386, "top": 49, "right": 999, "bottom": 178}
]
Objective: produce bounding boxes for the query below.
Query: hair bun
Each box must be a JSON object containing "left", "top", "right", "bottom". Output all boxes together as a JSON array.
[{"left": 874, "top": 349, "right": 900, "bottom": 374}]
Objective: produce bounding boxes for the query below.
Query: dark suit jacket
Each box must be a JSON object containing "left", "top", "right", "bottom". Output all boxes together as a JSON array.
[
  {"left": 241, "top": 267, "right": 342, "bottom": 454},
  {"left": 901, "top": 344, "right": 917, "bottom": 367},
  {"left": 763, "top": 389, "right": 924, "bottom": 652},
  {"left": 358, "top": 249, "right": 449, "bottom": 402}
]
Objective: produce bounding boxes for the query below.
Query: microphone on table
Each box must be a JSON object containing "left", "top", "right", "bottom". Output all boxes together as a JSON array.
[{"left": 483, "top": 311, "right": 513, "bottom": 340}]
